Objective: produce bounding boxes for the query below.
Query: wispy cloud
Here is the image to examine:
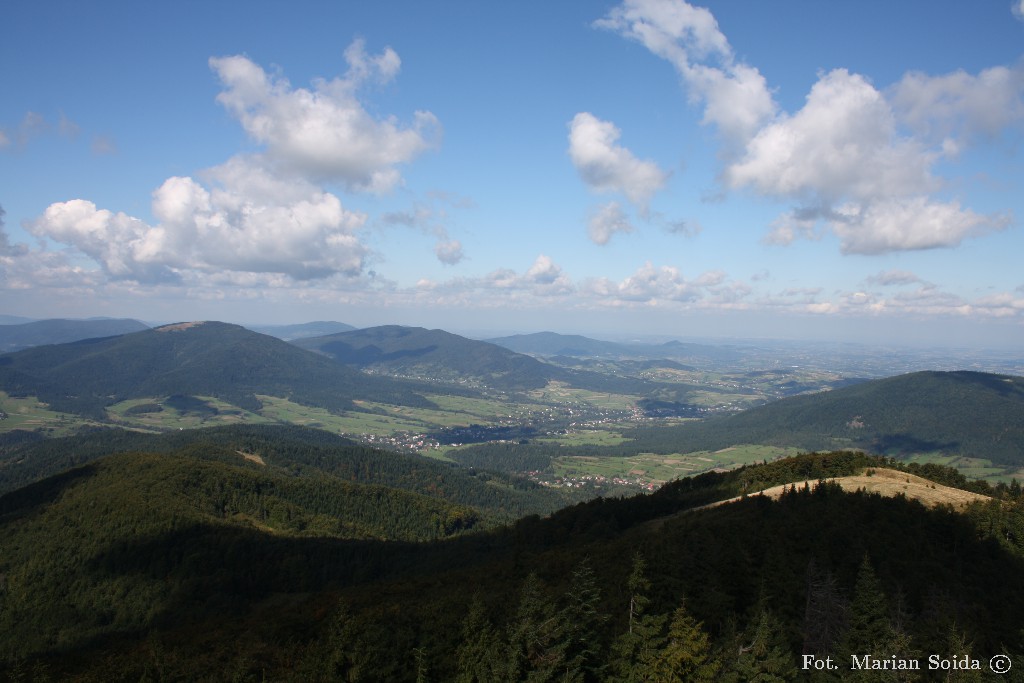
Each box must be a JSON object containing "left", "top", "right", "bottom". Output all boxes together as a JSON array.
[
  {"left": 379, "top": 195, "right": 468, "bottom": 265},
  {"left": 865, "top": 270, "right": 926, "bottom": 287},
  {"left": 587, "top": 202, "right": 635, "bottom": 245},
  {"left": 91, "top": 134, "right": 118, "bottom": 156},
  {"left": 596, "top": 0, "right": 775, "bottom": 147}
]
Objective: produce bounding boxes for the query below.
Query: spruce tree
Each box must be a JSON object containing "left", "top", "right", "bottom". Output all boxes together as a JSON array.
[
  {"left": 506, "top": 572, "right": 567, "bottom": 682},
  {"left": 608, "top": 553, "right": 667, "bottom": 683},
  {"left": 650, "top": 600, "right": 719, "bottom": 682},
  {"left": 559, "top": 559, "right": 607, "bottom": 682},
  {"left": 455, "top": 595, "right": 504, "bottom": 683},
  {"left": 731, "top": 608, "right": 799, "bottom": 682},
  {"left": 841, "top": 556, "right": 891, "bottom": 658}
]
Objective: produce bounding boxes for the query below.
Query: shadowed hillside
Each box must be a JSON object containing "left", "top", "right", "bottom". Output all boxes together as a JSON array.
[{"left": 2, "top": 447, "right": 1023, "bottom": 680}]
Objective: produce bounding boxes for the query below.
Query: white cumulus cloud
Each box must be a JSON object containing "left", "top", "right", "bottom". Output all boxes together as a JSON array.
[
  {"left": 830, "top": 197, "right": 1009, "bottom": 255},
  {"left": 29, "top": 157, "right": 368, "bottom": 283},
  {"left": 24, "top": 43, "right": 448, "bottom": 289},
  {"left": 569, "top": 112, "right": 669, "bottom": 207},
  {"left": 601, "top": 0, "right": 1017, "bottom": 256},
  {"left": 726, "top": 69, "right": 936, "bottom": 203},
  {"left": 210, "top": 40, "right": 440, "bottom": 193}
]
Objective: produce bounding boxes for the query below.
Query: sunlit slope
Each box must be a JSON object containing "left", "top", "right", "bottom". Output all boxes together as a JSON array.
[
  {"left": 0, "top": 321, "right": 437, "bottom": 419},
  {"left": 623, "top": 371, "right": 1024, "bottom": 465},
  {"left": 699, "top": 467, "right": 992, "bottom": 512}
]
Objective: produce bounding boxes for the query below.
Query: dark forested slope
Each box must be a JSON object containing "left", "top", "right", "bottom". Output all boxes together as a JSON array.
[
  {"left": 0, "top": 321, "right": 437, "bottom": 419},
  {"left": 3, "top": 450, "right": 1024, "bottom": 680},
  {"left": 294, "top": 325, "right": 557, "bottom": 391},
  {"left": 0, "top": 424, "right": 573, "bottom": 518},
  {"left": 619, "top": 370, "right": 1024, "bottom": 465}
]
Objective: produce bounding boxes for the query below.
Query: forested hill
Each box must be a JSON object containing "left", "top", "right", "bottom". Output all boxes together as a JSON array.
[
  {"left": 0, "top": 423, "right": 574, "bottom": 518},
  {"left": 620, "top": 370, "right": 1024, "bottom": 466},
  {"left": 0, "top": 321, "right": 438, "bottom": 419},
  {"left": 0, "top": 317, "right": 149, "bottom": 352},
  {"left": 2, "top": 448, "right": 1024, "bottom": 680},
  {"left": 294, "top": 325, "right": 557, "bottom": 391}
]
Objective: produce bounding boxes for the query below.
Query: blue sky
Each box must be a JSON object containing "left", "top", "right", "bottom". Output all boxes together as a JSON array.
[{"left": 2, "top": 0, "right": 1023, "bottom": 347}]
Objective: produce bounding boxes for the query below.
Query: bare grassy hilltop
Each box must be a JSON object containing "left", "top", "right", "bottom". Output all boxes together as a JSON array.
[{"left": 708, "top": 466, "right": 991, "bottom": 510}]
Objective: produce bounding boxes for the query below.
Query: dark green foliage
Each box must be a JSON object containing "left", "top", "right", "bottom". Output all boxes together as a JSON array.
[
  {"left": 454, "top": 596, "right": 505, "bottom": 683},
  {"left": 616, "top": 371, "right": 1024, "bottom": 466},
  {"left": 0, "top": 447, "right": 494, "bottom": 666},
  {"left": 163, "top": 394, "right": 217, "bottom": 416},
  {"left": 560, "top": 559, "right": 607, "bottom": 681},
  {"left": 295, "top": 325, "right": 556, "bottom": 392},
  {"left": 448, "top": 442, "right": 555, "bottom": 473},
  {"left": 505, "top": 572, "right": 568, "bottom": 681},
  {"left": 609, "top": 555, "right": 668, "bottom": 683},
  {"left": 801, "top": 559, "right": 846, "bottom": 660},
  {"left": 0, "top": 321, "right": 436, "bottom": 420},
  {"left": 121, "top": 402, "right": 163, "bottom": 416},
  {"left": 840, "top": 556, "right": 892, "bottom": 660},
  {"left": 0, "top": 424, "right": 573, "bottom": 518},
  {"left": 653, "top": 601, "right": 720, "bottom": 682},
  {"left": 729, "top": 609, "right": 799, "bottom": 682},
  {"left": 5, "top": 447, "right": 1024, "bottom": 680}
]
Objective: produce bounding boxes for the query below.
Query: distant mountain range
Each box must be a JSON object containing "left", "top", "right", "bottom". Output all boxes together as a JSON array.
[
  {"left": 295, "top": 325, "right": 696, "bottom": 397},
  {"left": 247, "top": 320, "right": 357, "bottom": 341},
  {"left": 0, "top": 315, "right": 35, "bottom": 326},
  {"left": 487, "top": 330, "right": 745, "bottom": 364},
  {"left": 0, "top": 321, "right": 436, "bottom": 420},
  {"left": 0, "top": 317, "right": 149, "bottom": 352},
  {"left": 624, "top": 370, "right": 1024, "bottom": 466},
  {"left": 2, "top": 320, "right": 1022, "bottom": 470}
]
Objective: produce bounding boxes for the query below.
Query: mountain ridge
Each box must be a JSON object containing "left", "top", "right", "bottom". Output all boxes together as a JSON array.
[
  {"left": 294, "top": 324, "right": 556, "bottom": 392},
  {"left": 0, "top": 321, "right": 437, "bottom": 420},
  {"left": 621, "top": 369, "right": 1024, "bottom": 466}
]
